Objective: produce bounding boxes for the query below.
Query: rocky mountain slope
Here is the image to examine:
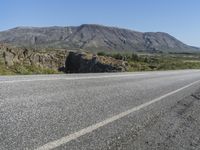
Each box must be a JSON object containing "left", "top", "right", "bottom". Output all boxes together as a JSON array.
[{"left": 0, "top": 24, "right": 199, "bottom": 53}]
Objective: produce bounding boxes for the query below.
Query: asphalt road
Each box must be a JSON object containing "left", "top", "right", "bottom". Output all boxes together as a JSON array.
[{"left": 1, "top": 70, "right": 200, "bottom": 150}]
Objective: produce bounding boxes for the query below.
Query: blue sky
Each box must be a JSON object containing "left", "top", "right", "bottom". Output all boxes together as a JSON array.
[{"left": 1, "top": 0, "right": 200, "bottom": 47}]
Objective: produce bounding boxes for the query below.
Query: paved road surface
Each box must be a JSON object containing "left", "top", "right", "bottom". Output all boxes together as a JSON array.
[{"left": 1, "top": 70, "right": 200, "bottom": 150}]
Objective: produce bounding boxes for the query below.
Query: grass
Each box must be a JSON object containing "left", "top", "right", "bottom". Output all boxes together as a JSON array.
[
  {"left": 1, "top": 51, "right": 200, "bottom": 75},
  {"left": 97, "top": 52, "right": 200, "bottom": 71},
  {"left": 0, "top": 61, "right": 60, "bottom": 75},
  {"left": 0, "top": 62, "right": 15, "bottom": 75}
]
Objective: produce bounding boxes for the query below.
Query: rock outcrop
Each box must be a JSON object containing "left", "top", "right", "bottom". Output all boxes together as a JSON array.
[
  {"left": 0, "top": 44, "right": 127, "bottom": 73},
  {"left": 0, "top": 44, "right": 67, "bottom": 71},
  {"left": 65, "top": 51, "right": 127, "bottom": 73}
]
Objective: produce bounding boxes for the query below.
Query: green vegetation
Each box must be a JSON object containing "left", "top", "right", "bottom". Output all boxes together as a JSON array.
[
  {"left": 0, "top": 61, "right": 60, "bottom": 75},
  {"left": 1, "top": 50, "right": 200, "bottom": 75},
  {"left": 97, "top": 52, "right": 200, "bottom": 72},
  {"left": 0, "top": 62, "right": 14, "bottom": 75}
]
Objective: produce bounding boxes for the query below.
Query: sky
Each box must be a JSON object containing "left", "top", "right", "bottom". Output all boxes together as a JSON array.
[{"left": 1, "top": 0, "right": 200, "bottom": 47}]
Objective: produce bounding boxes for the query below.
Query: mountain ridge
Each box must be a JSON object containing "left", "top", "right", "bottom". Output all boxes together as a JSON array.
[{"left": 0, "top": 24, "right": 199, "bottom": 53}]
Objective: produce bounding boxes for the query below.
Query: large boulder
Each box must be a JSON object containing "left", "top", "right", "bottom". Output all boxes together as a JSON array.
[{"left": 65, "top": 51, "right": 127, "bottom": 73}]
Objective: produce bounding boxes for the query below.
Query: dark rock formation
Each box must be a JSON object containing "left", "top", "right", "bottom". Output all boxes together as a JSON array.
[{"left": 65, "top": 51, "right": 127, "bottom": 73}]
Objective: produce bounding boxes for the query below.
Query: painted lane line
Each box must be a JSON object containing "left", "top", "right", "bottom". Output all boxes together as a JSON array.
[
  {"left": 0, "top": 73, "right": 145, "bottom": 83},
  {"left": 1, "top": 70, "right": 200, "bottom": 84},
  {"left": 35, "top": 79, "right": 200, "bottom": 150}
]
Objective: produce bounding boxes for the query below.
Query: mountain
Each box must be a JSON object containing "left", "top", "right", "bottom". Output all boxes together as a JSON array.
[{"left": 0, "top": 24, "right": 199, "bottom": 53}]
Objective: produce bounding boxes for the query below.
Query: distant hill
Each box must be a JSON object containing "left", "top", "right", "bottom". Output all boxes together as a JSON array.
[{"left": 0, "top": 24, "right": 199, "bottom": 53}]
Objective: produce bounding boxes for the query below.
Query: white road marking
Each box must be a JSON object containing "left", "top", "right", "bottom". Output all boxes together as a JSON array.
[
  {"left": 0, "top": 73, "right": 145, "bottom": 83},
  {"left": 35, "top": 79, "right": 200, "bottom": 150},
  {"left": 1, "top": 70, "right": 200, "bottom": 84}
]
